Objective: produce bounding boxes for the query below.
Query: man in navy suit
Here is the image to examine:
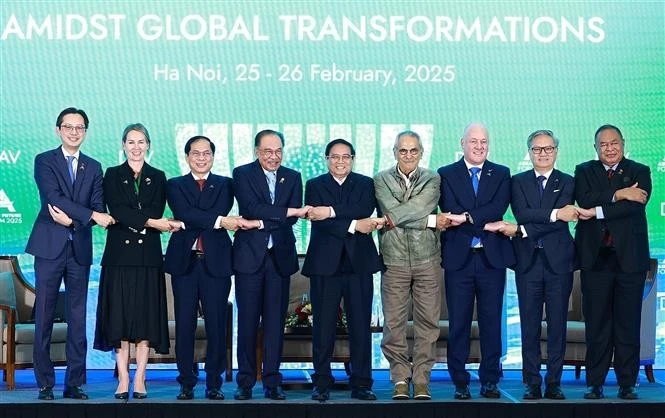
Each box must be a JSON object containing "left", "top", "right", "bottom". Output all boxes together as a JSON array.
[
  {"left": 438, "top": 123, "right": 515, "bottom": 400},
  {"left": 232, "top": 129, "right": 309, "bottom": 400},
  {"left": 485, "top": 130, "right": 578, "bottom": 400},
  {"left": 574, "top": 125, "right": 651, "bottom": 400},
  {"left": 302, "top": 138, "right": 383, "bottom": 401},
  {"left": 25, "top": 107, "right": 115, "bottom": 400},
  {"left": 165, "top": 136, "right": 242, "bottom": 400}
]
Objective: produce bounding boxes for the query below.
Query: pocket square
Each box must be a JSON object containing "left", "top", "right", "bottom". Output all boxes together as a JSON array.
[{"left": 553, "top": 189, "right": 560, "bottom": 193}]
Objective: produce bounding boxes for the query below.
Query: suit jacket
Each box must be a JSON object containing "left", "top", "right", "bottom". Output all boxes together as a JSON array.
[
  {"left": 26, "top": 146, "right": 105, "bottom": 265},
  {"left": 232, "top": 160, "right": 303, "bottom": 277},
  {"left": 438, "top": 158, "right": 515, "bottom": 271},
  {"left": 574, "top": 157, "right": 651, "bottom": 273},
  {"left": 101, "top": 161, "right": 166, "bottom": 267},
  {"left": 164, "top": 173, "right": 234, "bottom": 278},
  {"left": 511, "top": 169, "right": 575, "bottom": 274},
  {"left": 301, "top": 172, "right": 382, "bottom": 277}
]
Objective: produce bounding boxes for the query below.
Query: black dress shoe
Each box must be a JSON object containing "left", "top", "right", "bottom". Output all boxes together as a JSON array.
[
  {"left": 177, "top": 385, "right": 194, "bottom": 400},
  {"left": 133, "top": 391, "right": 148, "bottom": 399},
  {"left": 351, "top": 387, "right": 377, "bottom": 401},
  {"left": 264, "top": 386, "right": 287, "bottom": 400},
  {"left": 544, "top": 384, "right": 565, "bottom": 400},
  {"left": 454, "top": 385, "right": 471, "bottom": 400},
  {"left": 63, "top": 385, "right": 89, "bottom": 400},
  {"left": 114, "top": 392, "right": 129, "bottom": 400},
  {"left": 38, "top": 387, "right": 54, "bottom": 400},
  {"left": 233, "top": 387, "right": 252, "bottom": 400},
  {"left": 480, "top": 382, "right": 501, "bottom": 399},
  {"left": 618, "top": 386, "right": 638, "bottom": 400},
  {"left": 311, "top": 386, "right": 330, "bottom": 401},
  {"left": 583, "top": 385, "right": 604, "bottom": 399},
  {"left": 205, "top": 388, "right": 225, "bottom": 400},
  {"left": 523, "top": 384, "right": 542, "bottom": 400}
]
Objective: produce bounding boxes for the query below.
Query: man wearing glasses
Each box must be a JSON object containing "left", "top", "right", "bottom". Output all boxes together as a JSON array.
[
  {"left": 302, "top": 138, "right": 384, "bottom": 401},
  {"left": 165, "top": 135, "right": 242, "bottom": 400},
  {"left": 374, "top": 130, "right": 448, "bottom": 400},
  {"left": 573, "top": 125, "right": 651, "bottom": 400},
  {"left": 231, "top": 129, "right": 309, "bottom": 400},
  {"left": 26, "top": 107, "right": 115, "bottom": 400},
  {"left": 438, "top": 123, "right": 514, "bottom": 400},
  {"left": 484, "top": 130, "right": 578, "bottom": 400}
]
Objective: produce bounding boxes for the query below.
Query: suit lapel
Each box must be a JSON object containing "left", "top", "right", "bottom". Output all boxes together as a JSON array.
[
  {"left": 541, "top": 170, "right": 561, "bottom": 208},
  {"left": 199, "top": 174, "right": 220, "bottom": 209},
  {"left": 54, "top": 147, "right": 74, "bottom": 196},
  {"left": 118, "top": 161, "right": 140, "bottom": 204},
  {"left": 72, "top": 153, "right": 89, "bottom": 200},
  {"left": 274, "top": 166, "right": 287, "bottom": 205},
  {"left": 250, "top": 160, "right": 272, "bottom": 203},
  {"left": 454, "top": 159, "right": 476, "bottom": 204}
]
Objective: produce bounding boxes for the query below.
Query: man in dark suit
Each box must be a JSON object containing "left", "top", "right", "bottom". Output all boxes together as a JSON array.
[
  {"left": 165, "top": 136, "right": 242, "bottom": 400},
  {"left": 574, "top": 124, "right": 651, "bottom": 400},
  {"left": 25, "top": 107, "right": 115, "bottom": 400},
  {"left": 302, "top": 138, "right": 383, "bottom": 401},
  {"left": 438, "top": 123, "right": 515, "bottom": 400},
  {"left": 485, "top": 130, "right": 578, "bottom": 400},
  {"left": 232, "top": 129, "right": 309, "bottom": 400}
]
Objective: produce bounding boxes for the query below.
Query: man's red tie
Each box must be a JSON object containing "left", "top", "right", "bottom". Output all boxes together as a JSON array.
[{"left": 196, "top": 179, "right": 205, "bottom": 252}]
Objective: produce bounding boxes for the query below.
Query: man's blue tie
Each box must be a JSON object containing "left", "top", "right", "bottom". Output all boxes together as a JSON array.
[
  {"left": 470, "top": 167, "right": 481, "bottom": 247},
  {"left": 536, "top": 175, "right": 546, "bottom": 248},
  {"left": 266, "top": 171, "right": 276, "bottom": 248},
  {"left": 66, "top": 155, "right": 76, "bottom": 185}
]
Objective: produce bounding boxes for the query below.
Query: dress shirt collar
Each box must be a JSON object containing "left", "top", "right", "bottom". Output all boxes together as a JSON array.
[
  {"left": 190, "top": 172, "right": 210, "bottom": 181},
  {"left": 463, "top": 159, "right": 484, "bottom": 173},
  {"left": 60, "top": 146, "right": 80, "bottom": 160}
]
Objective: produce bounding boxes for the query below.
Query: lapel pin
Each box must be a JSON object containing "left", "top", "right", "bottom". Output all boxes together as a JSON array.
[
  {"left": 123, "top": 180, "right": 128, "bottom": 184},
  {"left": 486, "top": 168, "right": 493, "bottom": 177},
  {"left": 145, "top": 177, "right": 152, "bottom": 185},
  {"left": 79, "top": 162, "right": 85, "bottom": 171},
  {"left": 279, "top": 177, "right": 285, "bottom": 183}
]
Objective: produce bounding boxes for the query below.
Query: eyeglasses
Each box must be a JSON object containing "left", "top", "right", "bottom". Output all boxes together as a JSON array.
[
  {"left": 60, "top": 124, "right": 86, "bottom": 134},
  {"left": 530, "top": 146, "right": 557, "bottom": 155},
  {"left": 189, "top": 151, "right": 213, "bottom": 159},
  {"left": 326, "top": 154, "right": 353, "bottom": 162},
  {"left": 258, "top": 148, "right": 282, "bottom": 158},
  {"left": 397, "top": 148, "right": 420, "bottom": 156},
  {"left": 597, "top": 141, "right": 621, "bottom": 151}
]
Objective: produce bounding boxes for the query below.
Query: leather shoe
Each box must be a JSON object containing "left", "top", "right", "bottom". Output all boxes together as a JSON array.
[
  {"left": 480, "top": 382, "right": 500, "bottom": 398},
  {"left": 38, "top": 386, "right": 54, "bottom": 400},
  {"left": 177, "top": 385, "right": 194, "bottom": 400},
  {"left": 618, "top": 386, "right": 638, "bottom": 400},
  {"left": 523, "top": 384, "right": 542, "bottom": 400},
  {"left": 63, "top": 385, "right": 89, "bottom": 400},
  {"left": 205, "top": 388, "right": 225, "bottom": 400},
  {"left": 234, "top": 387, "right": 252, "bottom": 400},
  {"left": 544, "top": 384, "right": 565, "bottom": 400},
  {"left": 264, "top": 386, "right": 287, "bottom": 400},
  {"left": 454, "top": 385, "right": 471, "bottom": 400},
  {"left": 584, "top": 385, "right": 604, "bottom": 399},
  {"left": 351, "top": 387, "right": 377, "bottom": 400},
  {"left": 311, "top": 386, "right": 330, "bottom": 401},
  {"left": 114, "top": 391, "right": 129, "bottom": 400}
]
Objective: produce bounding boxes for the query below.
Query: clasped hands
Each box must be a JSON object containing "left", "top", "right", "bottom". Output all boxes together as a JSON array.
[
  {"left": 48, "top": 204, "right": 116, "bottom": 229},
  {"left": 303, "top": 205, "right": 385, "bottom": 234}
]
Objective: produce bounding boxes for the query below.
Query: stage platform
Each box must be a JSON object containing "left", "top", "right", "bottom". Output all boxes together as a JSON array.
[{"left": 1, "top": 368, "right": 663, "bottom": 418}]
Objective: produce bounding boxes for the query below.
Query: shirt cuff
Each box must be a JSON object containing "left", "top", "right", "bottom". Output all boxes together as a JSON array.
[
  {"left": 550, "top": 209, "right": 558, "bottom": 223},
  {"left": 180, "top": 221, "right": 186, "bottom": 230},
  {"left": 214, "top": 216, "right": 223, "bottom": 229},
  {"left": 348, "top": 220, "right": 357, "bottom": 234},
  {"left": 520, "top": 225, "right": 528, "bottom": 238},
  {"left": 427, "top": 214, "right": 437, "bottom": 228},
  {"left": 258, "top": 220, "right": 265, "bottom": 229},
  {"left": 596, "top": 206, "right": 605, "bottom": 219},
  {"left": 329, "top": 206, "right": 336, "bottom": 218}
]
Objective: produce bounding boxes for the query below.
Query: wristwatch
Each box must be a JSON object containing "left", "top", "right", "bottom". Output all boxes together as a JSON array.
[
  {"left": 464, "top": 212, "right": 472, "bottom": 224},
  {"left": 514, "top": 224, "right": 523, "bottom": 238}
]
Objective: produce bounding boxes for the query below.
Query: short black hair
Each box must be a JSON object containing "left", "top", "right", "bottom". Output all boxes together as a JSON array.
[
  {"left": 184, "top": 135, "right": 216, "bottom": 155},
  {"left": 56, "top": 107, "right": 89, "bottom": 128},
  {"left": 325, "top": 138, "right": 355, "bottom": 157},
  {"left": 254, "top": 129, "right": 284, "bottom": 147},
  {"left": 594, "top": 124, "right": 624, "bottom": 142}
]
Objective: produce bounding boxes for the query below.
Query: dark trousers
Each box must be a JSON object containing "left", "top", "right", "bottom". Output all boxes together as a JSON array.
[
  {"left": 446, "top": 250, "right": 506, "bottom": 386},
  {"left": 33, "top": 241, "right": 90, "bottom": 388},
  {"left": 172, "top": 256, "right": 231, "bottom": 389},
  {"left": 310, "top": 273, "right": 373, "bottom": 390},
  {"left": 235, "top": 253, "right": 290, "bottom": 389},
  {"left": 516, "top": 249, "right": 573, "bottom": 386},
  {"left": 581, "top": 250, "right": 645, "bottom": 387}
]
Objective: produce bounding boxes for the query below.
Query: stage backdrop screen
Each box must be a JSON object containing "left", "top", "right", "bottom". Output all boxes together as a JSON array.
[{"left": 1, "top": 1, "right": 664, "bottom": 369}]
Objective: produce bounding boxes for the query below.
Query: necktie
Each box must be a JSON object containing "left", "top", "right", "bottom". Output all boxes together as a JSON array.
[
  {"left": 266, "top": 171, "right": 276, "bottom": 204},
  {"left": 266, "top": 172, "right": 276, "bottom": 248},
  {"left": 195, "top": 179, "right": 205, "bottom": 253},
  {"left": 536, "top": 175, "right": 546, "bottom": 248},
  {"left": 66, "top": 155, "right": 76, "bottom": 184},
  {"left": 469, "top": 167, "right": 481, "bottom": 247},
  {"left": 602, "top": 169, "right": 615, "bottom": 246}
]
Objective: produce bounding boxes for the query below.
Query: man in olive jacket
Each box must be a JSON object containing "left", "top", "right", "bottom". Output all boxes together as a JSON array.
[{"left": 374, "top": 130, "right": 448, "bottom": 401}]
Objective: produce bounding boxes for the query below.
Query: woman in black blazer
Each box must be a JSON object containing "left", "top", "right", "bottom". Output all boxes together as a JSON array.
[{"left": 94, "top": 123, "right": 179, "bottom": 399}]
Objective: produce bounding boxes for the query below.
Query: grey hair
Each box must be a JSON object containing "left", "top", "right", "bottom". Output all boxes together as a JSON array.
[
  {"left": 393, "top": 130, "right": 424, "bottom": 152},
  {"left": 526, "top": 129, "right": 559, "bottom": 149}
]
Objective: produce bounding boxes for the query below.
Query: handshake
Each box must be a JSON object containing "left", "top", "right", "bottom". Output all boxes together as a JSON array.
[
  {"left": 482, "top": 204, "right": 596, "bottom": 238},
  {"left": 302, "top": 205, "right": 386, "bottom": 234}
]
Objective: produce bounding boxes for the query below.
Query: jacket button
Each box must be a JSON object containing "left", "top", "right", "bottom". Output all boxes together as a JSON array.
[
  {"left": 138, "top": 239, "right": 143, "bottom": 244},
  {"left": 125, "top": 240, "right": 130, "bottom": 244}
]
